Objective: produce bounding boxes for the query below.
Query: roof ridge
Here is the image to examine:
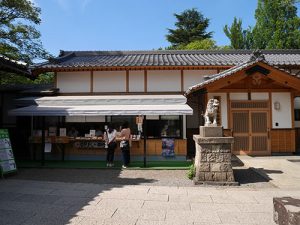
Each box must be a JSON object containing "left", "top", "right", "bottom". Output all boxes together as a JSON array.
[{"left": 58, "top": 49, "right": 300, "bottom": 57}]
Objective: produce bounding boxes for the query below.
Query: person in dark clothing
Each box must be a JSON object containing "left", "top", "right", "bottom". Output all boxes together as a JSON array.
[
  {"left": 120, "top": 121, "right": 131, "bottom": 168},
  {"left": 104, "top": 124, "right": 117, "bottom": 167}
]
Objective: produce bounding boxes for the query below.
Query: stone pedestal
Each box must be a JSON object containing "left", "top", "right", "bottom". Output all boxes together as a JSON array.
[{"left": 193, "top": 126, "right": 238, "bottom": 185}]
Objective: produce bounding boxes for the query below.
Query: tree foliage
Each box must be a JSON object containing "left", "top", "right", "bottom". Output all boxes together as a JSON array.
[
  {"left": 166, "top": 9, "right": 213, "bottom": 47},
  {"left": 0, "top": 0, "right": 49, "bottom": 64},
  {"left": 224, "top": 0, "right": 300, "bottom": 49},
  {"left": 0, "top": 72, "right": 54, "bottom": 85},
  {"left": 223, "top": 17, "right": 253, "bottom": 49},
  {"left": 185, "top": 39, "right": 217, "bottom": 50},
  {"left": 252, "top": 0, "right": 300, "bottom": 49}
]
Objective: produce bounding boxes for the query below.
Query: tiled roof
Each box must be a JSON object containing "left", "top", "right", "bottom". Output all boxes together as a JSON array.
[
  {"left": 0, "top": 54, "right": 31, "bottom": 76},
  {"left": 185, "top": 52, "right": 299, "bottom": 96},
  {"left": 34, "top": 49, "right": 300, "bottom": 70}
]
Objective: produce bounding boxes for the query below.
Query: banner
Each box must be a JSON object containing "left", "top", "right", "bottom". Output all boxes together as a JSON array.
[
  {"left": 0, "top": 129, "right": 17, "bottom": 176},
  {"left": 161, "top": 138, "right": 175, "bottom": 157}
]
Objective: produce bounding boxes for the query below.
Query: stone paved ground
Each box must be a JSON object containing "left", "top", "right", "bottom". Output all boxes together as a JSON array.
[{"left": 0, "top": 166, "right": 299, "bottom": 225}]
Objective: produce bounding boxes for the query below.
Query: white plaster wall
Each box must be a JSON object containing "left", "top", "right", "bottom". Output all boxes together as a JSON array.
[
  {"left": 57, "top": 72, "right": 90, "bottom": 93},
  {"left": 272, "top": 92, "right": 292, "bottom": 128},
  {"left": 207, "top": 93, "right": 228, "bottom": 129},
  {"left": 183, "top": 70, "right": 217, "bottom": 91},
  {"left": 85, "top": 116, "right": 106, "bottom": 122},
  {"left": 129, "top": 71, "right": 144, "bottom": 92},
  {"left": 229, "top": 93, "right": 248, "bottom": 100},
  {"left": 93, "top": 71, "right": 126, "bottom": 92},
  {"left": 147, "top": 70, "right": 181, "bottom": 92},
  {"left": 251, "top": 92, "right": 269, "bottom": 100},
  {"left": 65, "top": 116, "right": 85, "bottom": 122}
]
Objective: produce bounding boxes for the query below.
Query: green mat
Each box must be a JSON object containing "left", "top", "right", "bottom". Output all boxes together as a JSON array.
[{"left": 16, "top": 160, "right": 192, "bottom": 170}]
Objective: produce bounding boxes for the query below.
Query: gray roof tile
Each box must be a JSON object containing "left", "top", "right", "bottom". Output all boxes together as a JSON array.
[{"left": 34, "top": 49, "right": 300, "bottom": 70}]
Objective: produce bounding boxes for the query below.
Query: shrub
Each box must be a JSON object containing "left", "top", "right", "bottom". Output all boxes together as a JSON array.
[{"left": 187, "top": 164, "right": 195, "bottom": 180}]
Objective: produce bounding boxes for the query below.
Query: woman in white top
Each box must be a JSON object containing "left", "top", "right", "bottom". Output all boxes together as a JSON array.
[{"left": 104, "top": 124, "right": 117, "bottom": 167}]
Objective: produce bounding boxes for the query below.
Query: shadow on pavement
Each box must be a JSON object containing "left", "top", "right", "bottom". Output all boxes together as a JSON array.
[
  {"left": 11, "top": 168, "right": 157, "bottom": 185},
  {"left": 233, "top": 167, "right": 272, "bottom": 185},
  {"left": 0, "top": 168, "right": 157, "bottom": 225}
]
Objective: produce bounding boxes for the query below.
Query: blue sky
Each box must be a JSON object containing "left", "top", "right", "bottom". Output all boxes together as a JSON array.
[{"left": 31, "top": 0, "right": 298, "bottom": 56}]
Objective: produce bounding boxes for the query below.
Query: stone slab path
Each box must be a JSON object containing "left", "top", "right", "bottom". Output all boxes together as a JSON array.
[
  {"left": 238, "top": 155, "right": 300, "bottom": 189},
  {"left": 1, "top": 166, "right": 298, "bottom": 225}
]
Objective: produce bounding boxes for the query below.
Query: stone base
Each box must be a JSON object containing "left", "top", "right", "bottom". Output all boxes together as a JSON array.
[
  {"left": 193, "top": 126, "right": 237, "bottom": 185},
  {"left": 199, "top": 126, "right": 223, "bottom": 137},
  {"left": 193, "top": 180, "right": 239, "bottom": 186}
]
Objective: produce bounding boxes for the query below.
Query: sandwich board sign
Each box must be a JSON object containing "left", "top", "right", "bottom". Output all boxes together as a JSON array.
[{"left": 0, "top": 129, "right": 17, "bottom": 176}]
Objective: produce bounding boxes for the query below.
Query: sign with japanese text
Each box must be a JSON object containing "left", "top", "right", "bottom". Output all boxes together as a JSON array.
[{"left": 0, "top": 129, "right": 17, "bottom": 176}]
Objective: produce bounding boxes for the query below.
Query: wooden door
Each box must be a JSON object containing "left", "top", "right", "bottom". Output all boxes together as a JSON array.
[
  {"left": 250, "top": 111, "right": 269, "bottom": 155},
  {"left": 231, "top": 107, "right": 269, "bottom": 155},
  {"left": 232, "top": 111, "right": 250, "bottom": 153}
]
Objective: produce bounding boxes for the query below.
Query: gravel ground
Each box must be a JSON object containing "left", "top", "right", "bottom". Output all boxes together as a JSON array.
[{"left": 8, "top": 166, "right": 275, "bottom": 188}]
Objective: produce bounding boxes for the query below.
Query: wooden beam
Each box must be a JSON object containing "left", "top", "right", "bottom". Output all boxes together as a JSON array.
[
  {"left": 54, "top": 72, "right": 57, "bottom": 89},
  {"left": 144, "top": 70, "right": 147, "bottom": 92},
  {"left": 254, "top": 62, "right": 300, "bottom": 90},
  {"left": 181, "top": 70, "right": 184, "bottom": 93},
  {"left": 291, "top": 92, "right": 295, "bottom": 128},
  {"left": 32, "top": 65, "right": 233, "bottom": 75},
  {"left": 90, "top": 70, "right": 93, "bottom": 93},
  {"left": 227, "top": 92, "right": 231, "bottom": 131},
  {"left": 268, "top": 71, "right": 300, "bottom": 90},
  {"left": 215, "top": 88, "right": 292, "bottom": 93},
  {"left": 126, "top": 70, "right": 129, "bottom": 92},
  {"left": 206, "top": 71, "right": 248, "bottom": 92}
]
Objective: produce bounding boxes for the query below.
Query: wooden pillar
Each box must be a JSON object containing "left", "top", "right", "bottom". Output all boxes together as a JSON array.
[
  {"left": 41, "top": 116, "right": 45, "bottom": 166},
  {"left": 144, "top": 70, "right": 147, "bottom": 92},
  {"left": 126, "top": 70, "right": 129, "bottom": 92},
  {"left": 181, "top": 70, "right": 184, "bottom": 93},
  {"left": 90, "top": 71, "right": 94, "bottom": 93}
]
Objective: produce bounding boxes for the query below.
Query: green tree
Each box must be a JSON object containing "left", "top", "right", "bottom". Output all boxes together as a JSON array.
[
  {"left": 252, "top": 0, "right": 300, "bottom": 49},
  {"left": 223, "top": 17, "right": 254, "bottom": 49},
  {"left": 0, "top": 72, "right": 54, "bottom": 85},
  {"left": 0, "top": 0, "right": 49, "bottom": 64},
  {"left": 166, "top": 9, "right": 213, "bottom": 47},
  {"left": 224, "top": 17, "right": 244, "bottom": 49},
  {"left": 183, "top": 39, "right": 217, "bottom": 50}
]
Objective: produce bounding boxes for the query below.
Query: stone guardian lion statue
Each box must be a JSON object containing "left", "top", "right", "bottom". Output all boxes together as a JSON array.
[{"left": 204, "top": 99, "right": 219, "bottom": 126}]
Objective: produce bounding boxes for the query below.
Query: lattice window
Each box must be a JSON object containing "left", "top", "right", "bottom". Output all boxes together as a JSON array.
[
  {"left": 232, "top": 112, "right": 249, "bottom": 133},
  {"left": 251, "top": 112, "right": 268, "bottom": 133},
  {"left": 234, "top": 137, "right": 249, "bottom": 151},
  {"left": 252, "top": 136, "right": 268, "bottom": 151},
  {"left": 231, "top": 101, "right": 268, "bottom": 109}
]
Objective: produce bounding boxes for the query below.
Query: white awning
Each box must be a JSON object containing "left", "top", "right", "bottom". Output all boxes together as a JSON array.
[
  {"left": 16, "top": 95, "right": 188, "bottom": 105},
  {"left": 10, "top": 95, "right": 193, "bottom": 116}
]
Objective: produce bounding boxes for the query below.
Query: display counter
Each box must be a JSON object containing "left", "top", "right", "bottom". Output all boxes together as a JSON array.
[{"left": 29, "top": 136, "right": 187, "bottom": 159}]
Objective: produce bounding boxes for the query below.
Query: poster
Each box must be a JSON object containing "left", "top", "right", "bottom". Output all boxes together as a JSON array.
[
  {"left": 44, "top": 143, "right": 52, "bottom": 153},
  {"left": 0, "top": 129, "right": 17, "bottom": 175},
  {"left": 59, "top": 128, "right": 66, "bottom": 136},
  {"left": 161, "top": 138, "right": 175, "bottom": 157}
]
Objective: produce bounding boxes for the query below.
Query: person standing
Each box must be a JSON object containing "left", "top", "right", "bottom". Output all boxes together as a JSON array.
[
  {"left": 104, "top": 124, "right": 117, "bottom": 167},
  {"left": 120, "top": 121, "right": 131, "bottom": 168}
]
